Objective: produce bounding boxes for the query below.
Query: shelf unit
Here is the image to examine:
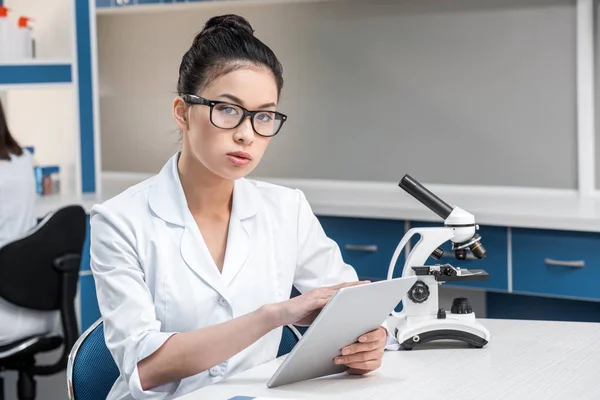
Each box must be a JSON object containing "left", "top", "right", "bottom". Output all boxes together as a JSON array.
[
  {"left": 0, "top": 60, "right": 73, "bottom": 89},
  {"left": 0, "top": 0, "right": 99, "bottom": 335},
  {"left": 95, "top": 0, "right": 343, "bottom": 15}
]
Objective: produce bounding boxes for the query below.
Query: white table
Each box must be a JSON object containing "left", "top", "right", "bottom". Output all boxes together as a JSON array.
[{"left": 180, "top": 319, "right": 600, "bottom": 400}]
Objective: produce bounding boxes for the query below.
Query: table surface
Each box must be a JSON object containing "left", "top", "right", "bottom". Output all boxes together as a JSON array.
[{"left": 180, "top": 319, "right": 600, "bottom": 400}]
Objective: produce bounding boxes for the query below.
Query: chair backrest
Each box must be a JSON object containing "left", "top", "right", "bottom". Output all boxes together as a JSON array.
[
  {"left": 66, "top": 319, "right": 302, "bottom": 399},
  {"left": 0, "top": 205, "right": 86, "bottom": 310},
  {"left": 67, "top": 319, "right": 120, "bottom": 400},
  {"left": 277, "top": 325, "right": 302, "bottom": 357}
]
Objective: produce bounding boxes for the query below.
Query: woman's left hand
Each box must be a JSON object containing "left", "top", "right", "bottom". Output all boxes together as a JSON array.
[{"left": 334, "top": 326, "right": 387, "bottom": 375}]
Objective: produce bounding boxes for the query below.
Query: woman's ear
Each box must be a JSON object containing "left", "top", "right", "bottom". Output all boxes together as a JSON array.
[{"left": 173, "top": 96, "right": 188, "bottom": 131}]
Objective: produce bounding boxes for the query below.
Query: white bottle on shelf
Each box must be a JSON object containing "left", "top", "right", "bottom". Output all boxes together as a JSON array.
[
  {"left": 0, "top": 6, "right": 15, "bottom": 63},
  {"left": 16, "top": 17, "right": 34, "bottom": 60}
]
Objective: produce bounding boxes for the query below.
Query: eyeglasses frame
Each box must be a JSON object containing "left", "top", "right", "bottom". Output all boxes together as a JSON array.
[{"left": 181, "top": 94, "right": 287, "bottom": 137}]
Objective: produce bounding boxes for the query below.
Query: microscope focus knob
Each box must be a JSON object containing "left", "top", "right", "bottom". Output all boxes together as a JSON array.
[
  {"left": 408, "top": 281, "right": 430, "bottom": 304},
  {"left": 451, "top": 297, "right": 473, "bottom": 314}
]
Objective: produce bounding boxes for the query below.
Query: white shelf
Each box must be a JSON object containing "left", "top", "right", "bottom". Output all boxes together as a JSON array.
[{"left": 96, "top": 0, "right": 343, "bottom": 16}]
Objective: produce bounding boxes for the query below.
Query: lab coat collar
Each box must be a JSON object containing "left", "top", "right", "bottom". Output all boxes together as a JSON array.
[{"left": 148, "top": 152, "right": 259, "bottom": 227}]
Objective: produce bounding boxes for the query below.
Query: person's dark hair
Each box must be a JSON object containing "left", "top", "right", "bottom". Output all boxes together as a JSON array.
[
  {"left": 0, "top": 99, "right": 23, "bottom": 161},
  {"left": 177, "top": 14, "right": 284, "bottom": 99}
]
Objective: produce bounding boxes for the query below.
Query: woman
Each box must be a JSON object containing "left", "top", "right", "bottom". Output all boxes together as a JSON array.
[
  {"left": 0, "top": 99, "right": 58, "bottom": 345},
  {"left": 90, "top": 14, "right": 388, "bottom": 400}
]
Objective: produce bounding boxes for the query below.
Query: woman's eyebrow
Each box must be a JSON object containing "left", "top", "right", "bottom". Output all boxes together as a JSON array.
[{"left": 218, "top": 93, "right": 276, "bottom": 109}]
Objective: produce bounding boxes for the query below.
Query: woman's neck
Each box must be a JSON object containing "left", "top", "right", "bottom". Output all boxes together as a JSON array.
[{"left": 177, "top": 150, "right": 233, "bottom": 218}]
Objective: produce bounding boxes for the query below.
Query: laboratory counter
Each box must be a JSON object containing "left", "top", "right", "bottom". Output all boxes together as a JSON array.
[
  {"left": 36, "top": 174, "right": 600, "bottom": 233},
  {"left": 41, "top": 174, "right": 600, "bottom": 330},
  {"left": 180, "top": 318, "right": 600, "bottom": 400}
]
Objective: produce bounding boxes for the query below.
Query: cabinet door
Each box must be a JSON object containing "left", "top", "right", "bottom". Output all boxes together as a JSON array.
[
  {"left": 136, "top": 0, "right": 163, "bottom": 4},
  {"left": 512, "top": 228, "right": 600, "bottom": 300},
  {"left": 408, "top": 221, "right": 509, "bottom": 291},
  {"left": 318, "top": 216, "right": 406, "bottom": 281}
]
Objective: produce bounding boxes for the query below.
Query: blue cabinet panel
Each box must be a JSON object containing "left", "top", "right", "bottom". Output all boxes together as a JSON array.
[
  {"left": 512, "top": 228, "right": 600, "bottom": 300},
  {"left": 408, "top": 221, "right": 509, "bottom": 291},
  {"left": 487, "top": 292, "right": 600, "bottom": 323},
  {"left": 80, "top": 275, "right": 101, "bottom": 332},
  {"left": 96, "top": 0, "right": 112, "bottom": 7},
  {"left": 80, "top": 215, "right": 91, "bottom": 271},
  {"left": 137, "top": 0, "right": 162, "bottom": 4},
  {"left": 318, "top": 216, "right": 406, "bottom": 281}
]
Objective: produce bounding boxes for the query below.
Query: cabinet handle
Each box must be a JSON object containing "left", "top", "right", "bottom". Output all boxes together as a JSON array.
[
  {"left": 344, "top": 244, "right": 378, "bottom": 252},
  {"left": 544, "top": 258, "right": 585, "bottom": 268},
  {"left": 441, "top": 252, "right": 477, "bottom": 261}
]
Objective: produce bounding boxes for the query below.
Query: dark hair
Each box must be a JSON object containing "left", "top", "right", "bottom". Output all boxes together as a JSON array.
[
  {"left": 177, "top": 14, "right": 284, "bottom": 99},
  {"left": 0, "top": 99, "right": 23, "bottom": 161}
]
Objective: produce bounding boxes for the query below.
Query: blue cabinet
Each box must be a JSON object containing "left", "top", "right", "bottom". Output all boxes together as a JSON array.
[
  {"left": 137, "top": 0, "right": 163, "bottom": 4},
  {"left": 512, "top": 228, "right": 600, "bottom": 301},
  {"left": 318, "top": 216, "right": 406, "bottom": 281},
  {"left": 96, "top": 0, "right": 113, "bottom": 7},
  {"left": 79, "top": 215, "right": 101, "bottom": 332},
  {"left": 408, "top": 221, "right": 509, "bottom": 291},
  {"left": 80, "top": 274, "right": 102, "bottom": 332}
]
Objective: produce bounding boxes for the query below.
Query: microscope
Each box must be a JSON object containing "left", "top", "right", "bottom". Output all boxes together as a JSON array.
[{"left": 386, "top": 175, "right": 491, "bottom": 350}]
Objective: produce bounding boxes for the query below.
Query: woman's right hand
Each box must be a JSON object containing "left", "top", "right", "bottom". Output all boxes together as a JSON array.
[{"left": 269, "top": 281, "right": 371, "bottom": 328}]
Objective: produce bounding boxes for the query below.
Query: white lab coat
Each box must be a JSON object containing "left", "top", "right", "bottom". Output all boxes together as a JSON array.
[
  {"left": 0, "top": 150, "right": 59, "bottom": 345},
  {"left": 90, "top": 152, "right": 359, "bottom": 400}
]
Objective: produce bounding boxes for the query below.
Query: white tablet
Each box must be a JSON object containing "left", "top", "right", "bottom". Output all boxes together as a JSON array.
[{"left": 266, "top": 276, "right": 417, "bottom": 388}]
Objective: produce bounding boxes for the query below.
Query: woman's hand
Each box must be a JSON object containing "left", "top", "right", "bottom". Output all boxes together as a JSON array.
[
  {"left": 270, "top": 281, "right": 370, "bottom": 327},
  {"left": 334, "top": 326, "right": 387, "bottom": 375}
]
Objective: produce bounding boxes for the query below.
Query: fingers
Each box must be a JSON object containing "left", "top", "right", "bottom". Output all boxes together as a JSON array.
[
  {"left": 310, "top": 281, "right": 370, "bottom": 308},
  {"left": 329, "top": 280, "right": 371, "bottom": 290},
  {"left": 346, "top": 360, "right": 381, "bottom": 374},
  {"left": 357, "top": 327, "right": 387, "bottom": 344},
  {"left": 340, "top": 340, "right": 381, "bottom": 356},
  {"left": 334, "top": 348, "right": 384, "bottom": 366}
]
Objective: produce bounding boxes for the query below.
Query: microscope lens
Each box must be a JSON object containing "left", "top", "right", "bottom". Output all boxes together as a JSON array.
[{"left": 470, "top": 241, "right": 487, "bottom": 259}]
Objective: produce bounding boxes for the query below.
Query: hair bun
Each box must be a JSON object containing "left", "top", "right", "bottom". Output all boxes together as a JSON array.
[{"left": 202, "top": 14, "right": 254, "bottom": 36}]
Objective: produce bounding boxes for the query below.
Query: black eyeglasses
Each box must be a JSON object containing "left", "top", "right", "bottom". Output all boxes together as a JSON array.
[{"left": 181, "top": 94, "right": 287, "bottom": 137}]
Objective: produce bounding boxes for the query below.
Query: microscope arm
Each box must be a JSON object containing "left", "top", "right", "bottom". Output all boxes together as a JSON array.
[{"left": 387, "top": 227, "right": 454, "bottom": 280}]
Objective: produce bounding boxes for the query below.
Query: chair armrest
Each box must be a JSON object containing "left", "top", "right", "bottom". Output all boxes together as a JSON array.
[{"left": 53, "top": 254, "right": 81, "bottom": 273}]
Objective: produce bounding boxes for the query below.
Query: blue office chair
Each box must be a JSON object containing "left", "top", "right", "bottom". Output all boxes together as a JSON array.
[
  {"left": 66, "top": 319, "right": 118, "bottom": 400},
  {"left": 277, "top": 325, "right": 302, "bottom": 357},
  {"left": 67, "top": 318, "right": 302, "bottom": 399}
]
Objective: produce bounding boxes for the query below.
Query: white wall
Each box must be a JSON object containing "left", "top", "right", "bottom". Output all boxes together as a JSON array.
[
  {"left": 4, "top": 0, "right": 73, "bottom": 60},
  {"left": 3, "top": 0, "right": 78, "bottom": 193},
  {"left": 97, "top": 0, "right": 577, "bottom": 189}
]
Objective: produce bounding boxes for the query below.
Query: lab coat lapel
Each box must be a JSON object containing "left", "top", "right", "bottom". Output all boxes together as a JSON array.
[
  {"left": 148, "top": 152, "right": 229, "bottom": 300},
  {"left": 221, "top": 179, "right": 259, "bottom": 286},
  {"left": 180, "top": 223, "right": 229, "bottom": 300}
]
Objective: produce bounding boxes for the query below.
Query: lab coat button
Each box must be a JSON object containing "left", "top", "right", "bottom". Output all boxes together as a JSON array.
[
  {"left": 218, "top": 297, "right": 227, "bottom": 306},
  {"left": 209, "top": 367, "right": 221, "bottom": 377}
]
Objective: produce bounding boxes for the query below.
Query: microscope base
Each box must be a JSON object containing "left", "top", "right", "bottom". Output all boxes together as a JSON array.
[
  {"left": 399, "top": 329, "right": 488, "bottom": 350},
  {"left": 389, "top": 313, "right": 490, "bottom": 350}
]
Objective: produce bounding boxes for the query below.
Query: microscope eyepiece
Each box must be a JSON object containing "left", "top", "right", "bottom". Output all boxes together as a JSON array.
[{"left": 399, "top": 175, "right": 453, "bottom": 220}]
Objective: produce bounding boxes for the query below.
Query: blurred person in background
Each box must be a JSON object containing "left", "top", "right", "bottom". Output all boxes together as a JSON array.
[{"left": 0, "top": 98, "right": 58, "bottom": 345}]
